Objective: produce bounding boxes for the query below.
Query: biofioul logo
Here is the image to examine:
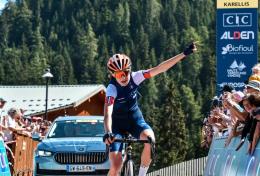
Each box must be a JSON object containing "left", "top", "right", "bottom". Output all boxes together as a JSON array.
[
  {"left": 222, "top": 44, "right": 253, "bottom": 55},
  {"left": 227, "top": 60, "right": 246, "bottom": 78}
]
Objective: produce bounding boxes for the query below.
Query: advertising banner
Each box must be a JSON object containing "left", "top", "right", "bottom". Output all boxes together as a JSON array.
[
  {"left": 0, "top": 139, "right": 11, "bottom": 176},
  {"left": 216, "top": 0, "right": 258, "bottom": 92},
  {"left": 204, "top": 136, "right": 260, "bottom": 176}
]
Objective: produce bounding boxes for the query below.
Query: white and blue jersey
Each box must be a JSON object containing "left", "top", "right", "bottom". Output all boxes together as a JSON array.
[
  {"left": 106, "top": 71, "right": 152, "bottom": 152},
  {"left": 106, "top": 70, "right": 145, "bottom": 114}
]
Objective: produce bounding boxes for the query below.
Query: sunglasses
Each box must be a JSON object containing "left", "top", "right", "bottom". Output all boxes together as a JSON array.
[{"left": 113, "top": 70, "right": 130, "bottom": 79}]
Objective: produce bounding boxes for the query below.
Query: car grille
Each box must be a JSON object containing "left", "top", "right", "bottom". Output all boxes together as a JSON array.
[{"left": 54, "top": 152, "right": 108, "bottom": 164}]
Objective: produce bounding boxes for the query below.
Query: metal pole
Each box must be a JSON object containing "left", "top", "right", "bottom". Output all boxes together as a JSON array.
[{"left": 44, "top": 78, "right": 49, "bottom": 121}]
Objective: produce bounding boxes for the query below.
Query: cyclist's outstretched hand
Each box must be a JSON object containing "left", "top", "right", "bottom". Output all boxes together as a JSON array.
[
  {"left": 183, "top": 42, "right": 197, "bottom": 56},
  {"left": 103, "top": 132, "right": 115, "bottom": 145}
]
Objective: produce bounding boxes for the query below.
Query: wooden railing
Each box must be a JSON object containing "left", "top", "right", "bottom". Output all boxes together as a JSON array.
[{"left": 8, "top": 133, "right": 38, "bottom": 176}]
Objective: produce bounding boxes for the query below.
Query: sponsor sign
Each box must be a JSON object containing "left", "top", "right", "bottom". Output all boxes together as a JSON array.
[
  {"left": 223, "top": 13, "right": 252, "bottom": 27},
  {"left": 220, "top": 31, "right": 254, "bottom": 40},
  {"left": 216, "top": 0, "right": 258, "bottom": 93},
  {"left": 221, "top": 44, "right": 253, "bottom": 55},
  {"left": 0, "top": 139, "right": 11, "bottom": 176},
  {"left": 226, "top": 60, "right": 246, "bottom": 78},
  {"left": 204, "top": 137, "right": 260, "bottom": 176},
  {"left": 217, "top": 0, "right": 258, "bottom": 9}
]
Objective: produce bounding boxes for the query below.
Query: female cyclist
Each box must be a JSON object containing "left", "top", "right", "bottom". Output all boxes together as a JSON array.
[{"left": 103, "top": 42, "right": 197, "bottom": 176}]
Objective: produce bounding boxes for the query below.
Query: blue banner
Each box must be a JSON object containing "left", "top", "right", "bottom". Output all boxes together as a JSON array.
[
  {"left": 216, "top": 1, "right": 258, "bottom": 92},
  {"left": 204, "top": 136, "right": 260, "bottom": 176},
  {"left": 0, "top": 140, "right": 11, "bottom": 176}
]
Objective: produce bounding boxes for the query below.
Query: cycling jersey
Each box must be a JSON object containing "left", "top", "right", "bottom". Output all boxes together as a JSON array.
[
  {"left": 106, "top": 70, "right": 153, "bottom": 152},
  {"left": 106, "top": 70, "right": 146, "bottom": 114}
]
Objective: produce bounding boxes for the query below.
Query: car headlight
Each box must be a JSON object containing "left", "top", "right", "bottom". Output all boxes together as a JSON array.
[{"left": 36, "top": 150, "right": 52, "bottom": 157}]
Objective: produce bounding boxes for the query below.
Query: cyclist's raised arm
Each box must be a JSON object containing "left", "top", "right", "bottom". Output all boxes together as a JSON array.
[{"left": 148, "top": 42, "right": 197, "bottom": 78}]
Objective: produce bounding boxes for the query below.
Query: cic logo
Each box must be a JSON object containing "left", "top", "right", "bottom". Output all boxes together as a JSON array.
[{"left": 223, "top": 13, "right": 252, "bottom": 27}]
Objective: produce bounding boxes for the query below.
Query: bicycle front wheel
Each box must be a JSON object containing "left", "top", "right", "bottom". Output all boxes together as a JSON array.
[{"left": 121, "top": 159, "right": 135, "bottom": 176}]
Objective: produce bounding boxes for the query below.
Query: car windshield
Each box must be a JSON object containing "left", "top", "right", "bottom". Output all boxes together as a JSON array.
[{"left": 47, "top": 119, "right": 104, "bottom": 138}]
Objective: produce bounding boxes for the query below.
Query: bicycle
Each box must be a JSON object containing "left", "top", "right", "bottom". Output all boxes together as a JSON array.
[{"left": 114, "top": 134, "right": 156, "bottom": 176}]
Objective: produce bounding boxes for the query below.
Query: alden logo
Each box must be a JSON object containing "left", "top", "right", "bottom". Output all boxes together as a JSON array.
[
  {"left": 221, "top": 44, "right": 253, "bottom": 55},
  {"left": 221, "top": 31, "right": 254, "bottom": 40},
  {"left": 223, "top": 13, "right": 252, "bottom": 27}
]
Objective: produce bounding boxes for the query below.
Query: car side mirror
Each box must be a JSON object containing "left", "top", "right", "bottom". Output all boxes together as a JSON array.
[{"left": 32, "top": 133, "right": 42, "bottom": 142}]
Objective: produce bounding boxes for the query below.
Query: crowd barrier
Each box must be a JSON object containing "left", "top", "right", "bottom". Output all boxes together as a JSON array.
[
  {"left": 10, "top": 133, "right": 38, "bottom": 176},
  {"left": 147, "top": 157, "right": 207, "bottom": 176},
  {"left": 0, "top": 139, "right": 11, "bottom": 176},
  {"left": 204, "top": 136, "right": 260, "bottom": 176}
]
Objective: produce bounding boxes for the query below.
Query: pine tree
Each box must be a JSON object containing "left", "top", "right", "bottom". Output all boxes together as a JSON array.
[
  {"left": 180, "top": 85, "right": 202, "bottom": 159},
  {"left": 2, "top": 47, "right": 23, "bottom": 84},
  {"left": 10, "top": 0, "right": 33, "bottom": 46},
  {"left": 155, "top": 80, "right": 188, "bottom": 169},
  {"left": 50, "top": 54, "right": 65, "bottom": 84},
  {"left": 111, "top": 2, "right": 130, "bottom": 45},
  {"left": 142, "top": 0, "right": 162, "bottom": 35},
  {"left": 0, "top": 16, "right": 9, "bottom": 47},
  {"left": 161, "top": 0, "right": 178, "bottom": 35},
  {"left": 0, "top": 61, "right": 5, "bottom": 84},
  {"left": 62, "top": 46, "right": 76, "bottom": 84},
  {"left": 78, "top": 23, "right": 98, "bottom": 84},
  {"left": 175, "top": 1, "right": 190, "bottom": 31},
  {"left": 135, "top": 26, "right": 149, "bottom": 70},
  {"left": 28, "top": 26, "right": 47, "bottom": 84}
]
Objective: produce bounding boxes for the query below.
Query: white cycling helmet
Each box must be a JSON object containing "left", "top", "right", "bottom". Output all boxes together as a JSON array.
[{"left": 107, "top": 54, "right": 131, "bottom": 74}]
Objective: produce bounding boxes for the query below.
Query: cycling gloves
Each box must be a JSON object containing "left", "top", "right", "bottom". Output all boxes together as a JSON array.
[
  {"left": 183, "top": 42, "right": 196, "bottom": 56},
  {"left": 103, "top": 132, "right": 114, "bottom": 144}
]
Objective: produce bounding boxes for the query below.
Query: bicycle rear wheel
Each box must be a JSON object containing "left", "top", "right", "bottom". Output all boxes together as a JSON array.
[{"left": 121, "top": 159, "right": 135, "bottom": 176}]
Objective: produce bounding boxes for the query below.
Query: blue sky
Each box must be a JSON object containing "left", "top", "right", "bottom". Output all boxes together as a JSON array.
[{"left": 0, "top": 0, "right": 7, "bottom": 10}]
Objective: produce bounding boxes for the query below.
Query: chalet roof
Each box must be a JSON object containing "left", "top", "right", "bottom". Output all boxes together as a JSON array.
[{"left": 0, "top": 85, "right": 106, "bottom": 116}]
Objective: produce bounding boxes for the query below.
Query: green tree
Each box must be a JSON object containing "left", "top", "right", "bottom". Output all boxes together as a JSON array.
[
  {"left": 28, "top": 26, "right": 47, "bottom": 84},
  {"left": 2, "top": 47, "right": 23, "bottom": 84},
  {"left": 50, "top": 54, "right": 65, "bottom": 84},
  {"left": 110, "top": 2, "right": 130, "bottom": 46},
  {"left": 175, "top": 1, "right": 190, "bottom": 31},
  {"left": 10, "top": 0, "right": 33, "bottom": 46},
  {"left": 62, "top": 46, "right": 76, "bottom": 84},
  {"left": 180, "top": 85, "right": 202, "bottom": 159},
  {"left": 78, "top": 23, "right": 98, "bottom": 83},
  {"left": 155, "top": 80, "right": 188, "bottom": 169}
]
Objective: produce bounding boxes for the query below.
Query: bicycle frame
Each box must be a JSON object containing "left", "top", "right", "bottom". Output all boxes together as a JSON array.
[{"left": 114, "top": 134, "right": 155, "bottom": 176}]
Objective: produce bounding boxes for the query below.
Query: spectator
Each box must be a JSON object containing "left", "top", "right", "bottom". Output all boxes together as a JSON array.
[
  {"left": 203, "top": 67, "right": 260, "bottom": 152},
  {"left": 251, "top": 63, "right": 260, "bottom": 75},
  {"left": 201, "top": 119, "right": 213, "bottom": 149},
  {"left": 0, "top": 98, "right": 7, "bottom": 120},
  {"left": 2, "top": 108, "right": 29, "bottom": 142},
  {"left": 249, "top": 74, "right": 260, "bottom": 82},
  {"left": 31, "top": 116, "right": 43, "bottom": 135},
  {"left": 223, "top": 82, "right": 260, "bottom": 147},
  {"left": 245, "top": 80, "right": 260, "bottom": 94},
  {"left": 242, "top": 93, "right": 260, "bottom": 155}
]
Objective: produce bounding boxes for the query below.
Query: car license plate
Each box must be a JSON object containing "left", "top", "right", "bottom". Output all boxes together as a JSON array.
[{"left": 67, "top": 165, "right": 95, "bottom": 172}]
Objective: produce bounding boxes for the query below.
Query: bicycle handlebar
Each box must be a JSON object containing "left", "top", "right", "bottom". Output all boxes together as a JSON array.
[
  {"left": 114, "top": 138, "right": 151, "bottom": 143},
  {"left": 112, "top": 135, "right": 156, "bottom": 161}
]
